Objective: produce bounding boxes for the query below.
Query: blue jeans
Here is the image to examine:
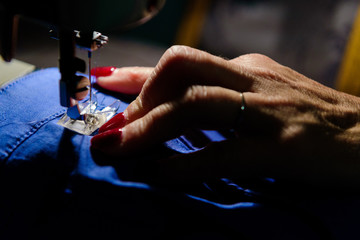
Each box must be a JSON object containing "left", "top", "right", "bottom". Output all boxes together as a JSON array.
[{"left": 0, "top": 68, "right": 356, "bottom": 239}]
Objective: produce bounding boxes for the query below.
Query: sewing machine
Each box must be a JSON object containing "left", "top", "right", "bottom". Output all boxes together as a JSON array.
[{"left": 0, "top": 0, "right": 165, "bottom": 107}]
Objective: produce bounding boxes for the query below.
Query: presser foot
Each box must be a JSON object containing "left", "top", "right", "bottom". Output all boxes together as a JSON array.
[{"left": 57, "top": 91, "right": 120, "bottom": 135}]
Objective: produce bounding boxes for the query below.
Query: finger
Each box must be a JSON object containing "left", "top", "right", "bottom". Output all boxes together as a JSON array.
[
  {"left": 93, "top": 66, "right": 153, "bottom": 94},
  {"left": 124, "top": 46, "right": 254, "bottom": 124},
  {"left": 98, "top": 112, "right": 126, "bottom": 133},
  {"left": 91, "top": 86, "right": 255, "bottom": 155}
]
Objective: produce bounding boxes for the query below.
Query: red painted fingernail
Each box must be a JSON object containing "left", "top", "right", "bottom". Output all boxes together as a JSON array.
[
  {"left": 91, "top": 66, "right": 116, "bottom": 78},
  {"left": 91, "top": 128, "right": 123, "bottom": 150},
  {"left": 99, "top": 112, "right": 126, "bottom": 133}
]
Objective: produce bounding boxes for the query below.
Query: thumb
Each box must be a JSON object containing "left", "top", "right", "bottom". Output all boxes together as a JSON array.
[{"left": 92, "top": 66, "right": 154, "bottom": 94}]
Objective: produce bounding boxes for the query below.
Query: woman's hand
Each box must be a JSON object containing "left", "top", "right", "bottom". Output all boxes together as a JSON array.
[{"left": 91, "top": 45, "right": 360, "bottom": 189}]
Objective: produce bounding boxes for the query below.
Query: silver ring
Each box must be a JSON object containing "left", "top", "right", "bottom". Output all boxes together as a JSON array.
[
  {"left": 234, "top": 92, "right": 247, "bottom": 134},
  {"left": 234, "top": 92, "right": 246, "bottom": 128},
  {"left": 240, "top": 92, "right": 246, "bottom": 111}
]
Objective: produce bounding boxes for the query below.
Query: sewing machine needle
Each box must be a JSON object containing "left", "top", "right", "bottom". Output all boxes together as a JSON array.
[{"left": 88, "top": 51, "right": 93, "bottom": 112}]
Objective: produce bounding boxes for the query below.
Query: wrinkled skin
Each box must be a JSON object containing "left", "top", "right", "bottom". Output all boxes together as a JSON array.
[{"left": 92, "top": 46, "right": 360, "bottom": 190}]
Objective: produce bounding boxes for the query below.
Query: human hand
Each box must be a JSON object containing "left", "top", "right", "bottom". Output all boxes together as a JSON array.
[
  {"left": 91, "top": 46, "right": 360, "bottom": 189},
  {"left": 92, "top": 66, "right": 153, "bottom": 95}
]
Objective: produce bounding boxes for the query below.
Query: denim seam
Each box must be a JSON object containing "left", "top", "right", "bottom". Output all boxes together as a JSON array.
[
  {"left": 178, "top": 136, "right": 197, "bottom": 151},
  {"left": 0, "top": 68, "right": 58, "bottom": 94},
  {"left": 0, "top": 68, "right": 62, "bottom": 163},
  {"left": 3, "top": 110, "right": 66, "bottom": 162}
]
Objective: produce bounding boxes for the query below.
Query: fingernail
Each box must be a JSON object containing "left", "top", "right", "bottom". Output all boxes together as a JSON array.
[
  {"left": 91, "top": 128, "right": 123, "bottom": 150},
  {"left": 91, "top": 66, "right": 116, "bottom": 78},
  {"left": 99, "top": 112, "right": 126, "bottom": 133}
]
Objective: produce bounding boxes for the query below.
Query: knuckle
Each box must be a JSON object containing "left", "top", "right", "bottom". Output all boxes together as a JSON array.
[
  {"left": 246, "top": 53, "right": 271, "bottom": 62},
  {"left": 235, "top": 53, "right": 274, "bottom": 66},
  {"left": 162, "top": 45, "right": 193, "bottom": 65},
  {"left": 135, "top": 118, "right": 147, "bottom": 136},
  {"left": 184, "top": 85, "right": 208, "bottom": 104},
  {"left": 151, "top": 45, "right": 195, "bottom": 88},
  {"left": 139, "top": 86, "right": 154, "bottom": 109}
]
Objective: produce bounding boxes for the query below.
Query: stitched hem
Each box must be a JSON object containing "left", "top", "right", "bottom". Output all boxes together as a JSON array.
[
  {"left": 0, "top": 68, "right": 59, "bottom": 94},
  {"left": 1, "top": 110, "right": 65, "bottom": 163}
]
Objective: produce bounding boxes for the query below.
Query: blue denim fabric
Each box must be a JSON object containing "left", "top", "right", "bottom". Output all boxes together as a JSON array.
[{"left": 0, "top": 68, "right": 357, "bottom": 239}]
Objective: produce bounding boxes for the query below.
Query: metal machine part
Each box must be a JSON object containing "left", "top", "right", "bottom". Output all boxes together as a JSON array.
[
  {"left": 56, "top": 28, "right": 108, "bottom": 107},
  {"left": 0, "top": 0, "right": 166, "bottom": 61},
  {"left": 49, "top": 29, "right": 109, "bottom": 51},
  {"left": 0, "top": 0, "right": 166, "bottom": 107},
  {"left": 57, "top": 91, "right": 121, "bottom": 136}
]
